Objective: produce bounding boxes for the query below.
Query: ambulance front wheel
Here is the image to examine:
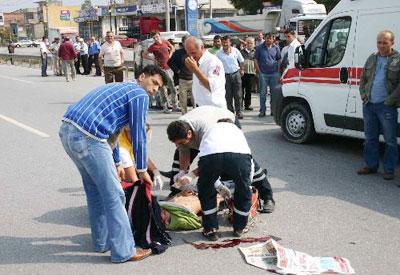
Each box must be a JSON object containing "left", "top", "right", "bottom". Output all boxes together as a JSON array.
[{"left": 281, "top": 102, "right": 315, "bottom": 144}]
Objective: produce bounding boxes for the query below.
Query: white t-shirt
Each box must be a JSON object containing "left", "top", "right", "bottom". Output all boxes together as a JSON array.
[
  {"left": 198, "top": 122, "right": 251, "bottom": 158},
  {"left": 287, "top": 39, "right": 301, "bottom": 68},
  {"left": 120, "top": 147, "right": 135, "bottom": 169},
  {"left": 100, "top": 41, "right": 124, "bottom": 67},
  {"left": 39, "top": 42, "right": 50, "bottom": 55},
  {"left": 192, "top": 50, "right": 226, "bottom": 108}
]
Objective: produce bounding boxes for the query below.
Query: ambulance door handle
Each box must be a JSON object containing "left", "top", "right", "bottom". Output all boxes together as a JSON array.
[
  {"left": 339, "top": 67, "right": 349, "bottom": 84},
  {"left": 339, "top": 67, "right": 348, "bottom": 84}
]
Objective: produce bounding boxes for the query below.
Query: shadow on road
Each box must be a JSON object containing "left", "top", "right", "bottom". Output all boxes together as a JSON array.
[
  {"left": 0, "top": 234, "right": 110, "bottom": 265},
  {"left": 244, "top": 126, "right": 400, "bottom": 220},
  {"left": 34, "top": 206, "right": 89, "bottom": 228}
]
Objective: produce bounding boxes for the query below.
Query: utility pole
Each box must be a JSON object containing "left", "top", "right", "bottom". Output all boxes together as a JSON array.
[
  {"left": 209, "top": 0, "right": 212, "bottom": 18},
  {"left": 165, "top": 0, "right": 170, "bottom": 31}
]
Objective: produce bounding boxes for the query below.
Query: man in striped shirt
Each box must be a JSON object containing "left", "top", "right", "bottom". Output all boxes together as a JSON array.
[{"left": 59, "top": 65, "right": 166, "bottom": 263}]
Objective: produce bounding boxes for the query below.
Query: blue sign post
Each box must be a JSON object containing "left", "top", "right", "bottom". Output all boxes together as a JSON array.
[{"left": 185, "top": 0, "right": 198, "bottom": 36}]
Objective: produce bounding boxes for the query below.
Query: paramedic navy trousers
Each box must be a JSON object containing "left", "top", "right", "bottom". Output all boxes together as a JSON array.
[
  {"left": 197, "top": 153, "right": 252, "bottom": 231},
  {"left": 59, "top": 122, "right": 135, "bottom": 263}
]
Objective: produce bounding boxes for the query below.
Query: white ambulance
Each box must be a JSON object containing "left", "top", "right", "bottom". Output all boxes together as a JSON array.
[{"left": 272, "top": 0, "right": 400, "bottom": 143}]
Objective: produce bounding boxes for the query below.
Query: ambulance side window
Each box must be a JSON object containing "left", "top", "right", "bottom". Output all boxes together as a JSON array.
[
  {"left": 307, "top": 17, "right": 351, "bottom": 68},
  {"left": 308, "top": 24, "right": 329, "bottom": 67}
]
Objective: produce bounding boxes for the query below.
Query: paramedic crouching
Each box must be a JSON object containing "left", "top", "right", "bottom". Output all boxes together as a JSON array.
[
  {"left": 357, "top": 30, "right": 400, "bottom": 180},
  {"left": 178, "top": 120, "right": 254, "bottom": 241}
]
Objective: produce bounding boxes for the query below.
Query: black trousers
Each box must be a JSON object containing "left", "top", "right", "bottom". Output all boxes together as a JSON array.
[
  {"left": 198, "top": 153, "right": 252, "bottom": 231},
  {"left": 80, "top": 54, "right": 89, "bottom": 75},
  {"left": 225, "top": 71, "right": 243, "bottom": 115},
  {"left": 75, "top": 53, "right": 81, "bottom": 74},
  {"left": 169, "top": 149, "right": 273, "bottom": 201},
  {"left": 88, "top": 54, "right": 101, "bottom": 76},
  {"left": 242, "top": 73, "right": 255, "bottom": 108}
]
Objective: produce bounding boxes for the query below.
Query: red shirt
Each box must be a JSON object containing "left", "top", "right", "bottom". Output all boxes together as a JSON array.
[
  {"left": 148, "top": 40, "right": 173, "bottom": 70},
  {"left": 59, "top": 42, "right": 77, "bottom": 60}
]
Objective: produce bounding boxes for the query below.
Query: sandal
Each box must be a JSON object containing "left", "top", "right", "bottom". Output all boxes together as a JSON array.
[{"left": 202, "top": 228, "right": 219, "bottom": 241}]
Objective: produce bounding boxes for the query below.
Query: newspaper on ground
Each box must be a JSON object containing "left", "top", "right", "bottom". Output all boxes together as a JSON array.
[{"left": 239, "top": 239, "right": 355, "bottom": 275}]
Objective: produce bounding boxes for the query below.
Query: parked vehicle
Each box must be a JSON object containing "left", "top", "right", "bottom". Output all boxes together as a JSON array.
[
  {"left": 114, "top": 35, "right": 137, "bottom": 48},
  {"left": 159, "top": 31, "right": 190, "bottom": 44},
  {"left": 271, "top": 0, "right": 400, "bottom": 144},
  {"left": 12, "top": 39, "right": 34, "bottom": 48},
  {"left": 197, "top": 0, "right": 326, "bottom": 40}
]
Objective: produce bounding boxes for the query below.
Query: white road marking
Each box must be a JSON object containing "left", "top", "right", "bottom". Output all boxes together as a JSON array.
[
  {"left": 0, "top": 114, "right": 50, "bottom": 138},
  {"left": 0, "top": 75, "right": 33, "bottom": 84}
]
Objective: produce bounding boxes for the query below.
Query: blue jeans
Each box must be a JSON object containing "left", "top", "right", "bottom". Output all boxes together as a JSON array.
[
  {"left": 363, "top": 102, "right": 398, "bottom": 173},
  {"left": 59, "top": 122, "right": 135, "bottom": 263},
  {"left": 258, "top": 73, "right": 279, "bottom": 114},
  {"left": 41, "top": 55, "right": 47, "bottom": 76}
]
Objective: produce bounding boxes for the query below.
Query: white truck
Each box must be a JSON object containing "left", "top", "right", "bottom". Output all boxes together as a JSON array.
[
  {"left": 271, "top": 0, "right": 400, "bottom": 144},
  {"left": 197, "top": 0, "right": 326, "bottom": 41}
]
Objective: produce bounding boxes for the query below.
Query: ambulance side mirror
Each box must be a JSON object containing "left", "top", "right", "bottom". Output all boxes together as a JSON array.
[{"left": 295, "top": 45, "right": 307, "bottom": 71}]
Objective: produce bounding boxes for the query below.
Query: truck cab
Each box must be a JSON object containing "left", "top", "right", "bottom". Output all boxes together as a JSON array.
[{"left": 272, "top": 0, "right": 400, "bottom": 144}]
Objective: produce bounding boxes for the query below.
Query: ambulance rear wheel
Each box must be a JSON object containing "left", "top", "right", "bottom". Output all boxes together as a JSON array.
[{"left": 281, "top": 102, "right": 315, "bottom": 144}]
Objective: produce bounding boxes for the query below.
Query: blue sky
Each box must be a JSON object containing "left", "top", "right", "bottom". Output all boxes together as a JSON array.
[{"left": 0, "top": 0, "right": 115, "bottom": 12}]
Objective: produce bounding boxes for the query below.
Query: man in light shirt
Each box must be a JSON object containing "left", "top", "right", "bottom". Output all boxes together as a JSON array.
[
  {"left": 284, "top": 30, "right": 301, "bottom": 69},
  {"left": 49, "top": 37, "right": 62, "bottom": 76},
  {"left": 217, "top": 36, "right": 245, "bottom": 119},
  {"left": 184, "top": 36, "right": 227, "bottom": 108},
  {"left": 39, "top": 36, "right": 50, "bottom": 77},
  {"left": 79, "top": 38, "right": 90, "bottom": 75},
  {"left": 99, "top": 31, "right": 125, "bottom": 83}
]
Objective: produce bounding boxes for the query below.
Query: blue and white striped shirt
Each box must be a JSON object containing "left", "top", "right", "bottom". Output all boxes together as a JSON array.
[{"left": 62, "top": 82, "right": 149, "bottom": 171}]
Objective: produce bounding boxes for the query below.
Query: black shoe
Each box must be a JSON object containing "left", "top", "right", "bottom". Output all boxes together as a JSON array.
[
  {"left": 357, "top": 167, "right": 377, "bottom": 175},
  {"left": 233, "top": 227, "right": 249, "bottom": 237},
  {"left": 237, "top": 113, "right": 244, "bottom": 119},
  {"left": 159, "top": 170, "right": 174, "bottom": 178},
  {"left": 259, "top": 199, "right": 275, "bottom": 213},
  {"left": 202, "top": 229, "right": 219, "bottom": 241},
  {"left": 258, "top": 112, "right": 266, "bottom": 117},
  {"left": 245, "top": 106, "right": 253, "bottom": 111},
  {"left": 383, "top": 172, "right": 395, "bottom": 180}
]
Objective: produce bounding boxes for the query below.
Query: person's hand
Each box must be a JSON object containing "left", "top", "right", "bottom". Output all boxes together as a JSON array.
[
  {"left": 173, "top": 169, "right": 187, "bottom": 183},
  {"left": 185, "top": 56, "right": 199, "bottom": 72},
  {"left": 74, "top": 58, "right": 78, "bottom": 62},
  {"left": 176, "top": 171, "right": 197, "bottom": 186},
  {"left": 116, "top": 165, "right": 125, "bottom": 181},
  {"left": 138, "top": 171, "right": 153, "bottom": 186},
  {"left": 216, "top": 184, "right": 232, "bottom": 200},
  {"left": 240, "top": 68, "right": 244, "bottom": 76},
  {"left": 153, "top": 169, "right": 164, "bottom": 190}
]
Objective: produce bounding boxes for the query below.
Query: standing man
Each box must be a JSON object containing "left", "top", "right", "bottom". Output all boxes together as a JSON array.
[
  {"left": 73, "top": 35, "right": 82, "bottom": 74},
  {"left": 79, "top": 38, "right": 90, "bottom": 75},
  {"left": 99, "top": 31, "right": 125, "bottom": 83},
  {"left": 184, "top": 36, "right": 226, "bottom": 108},
  {"left": 284, "top": 30, "right": 301, "bottom": 69},
  {"left": 88, "top": 36, "right": 101, "bottom": 76},
  {"left": 241, "top": 37, "right": 257, "bottom": 111},
  {"left": 217, "top": 36, "right": 245, "bottom": 119},
  {"left": 254, "top": 33, "right": 281, "bottom": 117},
  {"left": 357, "top": 30, "right": 400, "bottom": 180},
  {"left": 59, "top": 65, "right": 166, "bottom": 263},
  {"left": 144, "top": 30, "right": 178, "bottom": 113},
  {"left": 168, "top": 35, "right": 194, "bottom": 114},
  {"left": 7, "top": 40, "right": 15, "bottom": 65},
  {"left": 256, "top": 32, "right": 264, "bottom": 47},
  {"left": 49, "top": 37, "right": 62, "bottom": 76},
  {"left": 58, "top": 37, "right": 77, "bottom": 82},
  {"left": 39, "top": 36, "right": 50, "bottom": 77},
  {"left": 208, "top": 35, "right": 222, "bottom": 55}
]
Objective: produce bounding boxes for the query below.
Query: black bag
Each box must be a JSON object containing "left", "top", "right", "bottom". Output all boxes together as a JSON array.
[{"left": 123, "top": 181, "right": 172, "bottom": 254}]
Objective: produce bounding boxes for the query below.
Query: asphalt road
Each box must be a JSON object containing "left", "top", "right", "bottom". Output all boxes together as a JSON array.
[{"left": 0, "top": 64, "right": 399, "bottom": 274}]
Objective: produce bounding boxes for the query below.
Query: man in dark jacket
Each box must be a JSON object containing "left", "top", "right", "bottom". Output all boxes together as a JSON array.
[
  {"left": 167, "top": 36, "right": 194, "bottom": 114},
  {"left": 357, "top": 30, "right": 400, "bottom": 180}
]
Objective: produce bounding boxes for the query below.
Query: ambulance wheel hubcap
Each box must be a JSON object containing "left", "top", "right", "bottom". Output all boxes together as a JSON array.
[{"left": 286, "top": 110, "right": 306, "bottom": 138}]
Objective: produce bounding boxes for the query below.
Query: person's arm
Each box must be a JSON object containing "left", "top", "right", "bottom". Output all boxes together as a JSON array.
[
  {"left": 276, "top": 47, "right": 282, "bottom": 71},
  {"left": 178, "top": 147, "right": 191, "bottom": 171},
  {"left": 185, "top": 56, "right": 211, "bottom": 91},
  {"left": 98, "top": 46, "right": 104, "bottom": 70},
  {"left": 128, "top": 94, "right": 152, "bottom": 184},
  {"left": 143, "top": 45, "right": 156, "bottom": 62},
  {"left": 254, "top": 49, "right": 261, "bottom": 75},
  {"left": 166, "top": 40, "right": 175, "bottom": 58},
  {"left": 119, "top": 43, "right": 124, "bottom": 65},
  {"left": 119, "top": 147, "right": 138, "bottom": 183},
  {"left": 237, "top": 50, "right": 245, "bottom": 76}
]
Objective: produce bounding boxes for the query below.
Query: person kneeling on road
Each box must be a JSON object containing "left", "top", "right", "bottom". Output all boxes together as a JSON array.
[{"left": 175, "top": 119, "right": 258, "bottom": 241}]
